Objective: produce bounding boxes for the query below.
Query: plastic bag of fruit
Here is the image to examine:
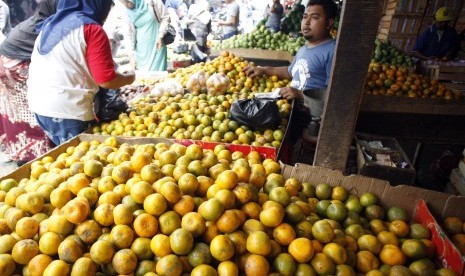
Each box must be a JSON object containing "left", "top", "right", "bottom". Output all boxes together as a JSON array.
[
  {"left": 186, "top": 70, "right": 209, "bottom": 94},
  {"left": 151, "top": 79, "right": 184, "bottom": 97},
  {"left": 206, "top": 73, "right": 230, "bottom": 95}
]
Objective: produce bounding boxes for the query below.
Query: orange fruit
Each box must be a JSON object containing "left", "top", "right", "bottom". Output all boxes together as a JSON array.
[
  {"left": 312, "top": 220, "right": 335, "bottom": 243},
  {"left": 359, "top": 192, "right": 377, "bottom": 207},
  {"left": 216, "top": 209, "right": 241, "bottom": 234},
  {"left": 75, "top": 220, "right": 102, "bottom": 245},
  {"left": 0, "top": 235, "right": 17, "bottom": 254},
  {"left": 358, "top": 234, "right": 382, "bottom": 254},
  {"left": 227, "top": 230, "right": 248, "bottom": 255},
  {"left": 259, "top": 205, "right": 284, "bottom": 228},
  {"left": 409, "top": 258, "right": 436, "bottom": 276},
  {"left": 159, "top": 181, "right": 182, "bottom": 204},
  {"left": 379, "top": 244, "right": 406, "bottom": 266},
  {"left": 12, "top": 239, "right": 39, "bottom": 265},
  {"left": 39, "top": 232, "right": 63, "bottom": 256},
  {"left": 133, "top": 213, "right": 158, "bottom": 238},
  {"left": 140, "top": 164, "right": 162, "bottom": 184},
  {"left": 214, "top": 189, "right": 236, "bottom": 210},
  {"left": 409, "top": 223, "right": 431, "bottom": 239},
  {"left": 158, "top": 211, "right": 182, "bottom": 235},
  {"left": 83, "top": 159, "right": 103, "bottom": 178},
  {"left": 198, "top": 198, "right": 225, "bottom": 222},
  {"left": 70, "top": 257, "right": 97, "bottom": 276},
  {"left": 173, "top": 195, "right": 195, "bottom": 216},
  {"left": 28, "top": 254, "right": 53, "bottom": 276},
  {"left": 131, "top": 237, "right": 154, "bottom": 261},
  {"left": 181, "top": 212, "right": 206, "bottom": 237},
  {"left": 215, "top": 170, "right": 239, "bottom": 190},
  {"left": 110, "top": 224, "right": 134, "bottom": 249},
  {"left": 323, "top": 242, "right": 347, "bottom": 265},
  {"left": 246, "top": 230, "right": 271, "bottom": 256},
  {"left": 62, "top": 197, "right": 90, "bottom": 224},
  {"left": 289, "top": 237, "right": 314, "bottom": 263},
  {"left": 443, "top": 217, "right": 463, "bottom": 235},
  {"left": 191, "top": 264, "right": 218, "bottom": 276},
  {"left": 143, "top": 193, "right": 167, "bottom": 216},
  {"left": 389, "top": 220, "right": 410, "bottom": 238},
  {"left": 218, "top": 260, "right": 239, "bottom": 276},
  {"left": 386, "top": 207, "right": 408, "bottom": 222},
  {"left": 210, "top": 235, "right": 235, "bottom": 261},
  {"left": 186, "top": 242, "right": 213, "bottom": 267},
  {"left": 170, "top": 228, "right": 194, "bottom": 255},
  {"left": 244, "top": 254, "right": 269, "bottom": 276},
  {"left": 57, "top": 239, "right": 83, "bottom": 263},
  {"left": 113, "top": 203, "right": 134, "bottom": 225},
  {"left": 130, "top": 152, "right": 152, "bottom": 173},
  {"left": 43, "top": 260, "right": 70, "bottom": 276},
  {"left": 356, "top": 250, "right": 379, "bottom": 273},
  {"left": 112, "top": 249, "right": 138, "bottom": 275},
  {"left": 401, "top": 239, "right": 427, "bottom": 259},
  {"left": 310, "top": 252, "right": 336, "bottom": 275},
  {"left": 16, "top": 192, "right": 44, "bottom": 214},
  {"left": 16, "top": 217, "right": 39, "bottom": 239},
  {"left": 241, "top": 202, "right": 262, "bottom": 219},
  {"left": 272, "top": 223, "right": 296, "bottom": 246},
  {"left": 273, "top": 252, "right": 297, "bottom": 276},
  {"left": 130, "top": 180, "right": 154, "bottom": 204},
  {"left": 156, "top": 254, "right": 183, "bottom": 276},
  {"left": 93, "top": 203, "right": 115, "bottom": 227},
  {"left": 377, "top": 230, "right": 399, "bottom": 246},
  {"left": 151, "top": 234, "right": 172, "bottom": 257},
  {"left": 452, "top": 234, "right": 465, "bottom": 255}
]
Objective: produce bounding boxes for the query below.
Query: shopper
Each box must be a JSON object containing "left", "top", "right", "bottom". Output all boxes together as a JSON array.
[
  {"left": 245, "top": 0, "right": 337, "bottom": 102},
  {"left": 265, "top": 0, "right": 284, "bottom": 32},
  {"left": 218, "top": 0, "right": 240, "bottom": 39},
  {"left": 27, "top": 0, "right": 135, "bottom": 146},
  {"left": 121, "top": 0, "right": 170, "bottom": 71},
  {"left": 412, "top": 6, "right": 457, "bottom": 61},
  {"left": 186, "top": 0, "right": 211, "bottom": 53},
  {"left": 0, "top": 0, "right": 58, "bottom": 164},
  {"left": 0, "top": 0, "right": 11, "bottom": 43}
]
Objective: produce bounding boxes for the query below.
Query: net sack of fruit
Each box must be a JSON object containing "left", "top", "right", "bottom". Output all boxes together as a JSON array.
[{"left": 229, "top": 98, "right": 281, "bottom": 131}]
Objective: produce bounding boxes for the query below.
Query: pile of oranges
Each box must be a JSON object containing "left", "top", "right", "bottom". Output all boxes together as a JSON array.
[
  {"left": 364, "top": 63, "right": 462, "bottom": 100},
  {"left": 442, "top": 217, "right": 465, "bottom": 256},
  {"left": 0, "top": 137, "right": 459, "bottom": 275}
]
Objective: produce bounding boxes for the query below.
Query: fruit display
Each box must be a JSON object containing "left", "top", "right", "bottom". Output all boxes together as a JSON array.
[
  {"left": 92, "top": 93, "right": 291, "bottom": 148},
  {"left": 280, "top": 1, "right": 305, "bottom": 34},
  {"left": 442, "top": 217, "right": 465, "bottom": 255},
  {"left": 364, "top": 63, "right": 463, "bottom": 100},
  {"left": 372, "top": 40, "right": 414, "bottom": 67},
  {"left": 214, "top": 24, "right": 306, "bottom": 56},
  {"left": 0, "top": 137, "right": 459, "bottom": 276}
]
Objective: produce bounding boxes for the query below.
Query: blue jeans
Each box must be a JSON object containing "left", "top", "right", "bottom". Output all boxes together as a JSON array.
[
  {"left": 223, "top": 30, "right": 238, "bottom": 39},
  {"left": 34, "top": 114, "right": 95, "bottom": 146}
]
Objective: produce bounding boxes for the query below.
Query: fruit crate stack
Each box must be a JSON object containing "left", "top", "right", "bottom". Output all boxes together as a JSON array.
[{"left": 355, "top": 132, "right": 416, "bottom": 186}]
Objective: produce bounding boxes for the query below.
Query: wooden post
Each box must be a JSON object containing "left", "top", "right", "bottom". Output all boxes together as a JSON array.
[{"left": 314, "top": 0, "right": 384, "bottom": 170}]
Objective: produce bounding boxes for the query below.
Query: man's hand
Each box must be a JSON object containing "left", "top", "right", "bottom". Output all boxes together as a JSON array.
[
  {"left": 244, "top": 66, "right": 266, "bottom": 78},
  {"left": 279, "top": 86, "right": 303, "bottom": 100}
]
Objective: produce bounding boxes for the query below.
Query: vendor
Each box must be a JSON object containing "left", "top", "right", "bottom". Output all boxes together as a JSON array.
[
  {"left": 412, "top": 7, "right": 457, "bottom": 61},
  {"left": 265, "top": 0, "right": 284, "bottom": 33},
  {"left": 27, "top": 0, "right": 135, "bottom": 146},
  {"left": 244, "top": 0, "right": 337, "bottom": 103}
]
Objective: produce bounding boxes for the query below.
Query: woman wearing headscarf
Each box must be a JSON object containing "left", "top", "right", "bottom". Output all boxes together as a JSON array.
[
  {"left": 121, "top": 0, "right": 170, "bottom": 71},
  {"left": 27, "top": 0, "right": 135, "bottom": 146},
  {"left": 0, "top": 0, "right": 57, "bottom": 164}
]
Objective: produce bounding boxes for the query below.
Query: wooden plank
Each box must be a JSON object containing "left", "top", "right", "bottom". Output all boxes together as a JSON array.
[
  {"left": 360, "top": 94, "right": 465, "bottom": 115},
  {"left": 314, "top": 0, "right": 384, "bottom": 170}
]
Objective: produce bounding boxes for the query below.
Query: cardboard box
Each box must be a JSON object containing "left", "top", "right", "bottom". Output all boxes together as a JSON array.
[
  {"left": 281, "top": 163, "right": 465, "bottom": 275},
  {"left": 355, "top": 132, "right": 416, "bottom": 186}
]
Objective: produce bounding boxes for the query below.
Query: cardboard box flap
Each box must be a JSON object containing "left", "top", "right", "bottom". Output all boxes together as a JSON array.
[{"left": 442, "top": 196, "right": 465, "bottom": 220}]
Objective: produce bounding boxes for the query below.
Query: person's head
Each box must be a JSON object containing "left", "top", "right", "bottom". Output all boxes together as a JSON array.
[
  {"left": 225, "top": 0, "right": 234, "bottom": 4},
  {"left": 301, "top": 0, "right": 338, "bottom": 42},
  {"left": 434, "top": 6, "right": 454, "bottom": 30},
  {"left": 119, "top": 0, "right": 135, "bottom": 9}
]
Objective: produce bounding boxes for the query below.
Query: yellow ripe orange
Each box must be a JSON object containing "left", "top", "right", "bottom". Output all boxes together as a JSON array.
[
  {"left": 379, "top": 244, "right": 406, "bottom": 266},
  {"left": 57, "top": 239, "right": 83, "bottom": 263},
  {"left": 112, "top": 249, "right": 138, "bottom": 275},
  {"left": 259, "top": 205, "right": 284, "bottom": 228},
  {"left": 244, "top": 254, "right": 269, "bottom": 276},
  {"left": 62, "top": 197, "right": 90, "bottom": 224},
  {"left": 93, "top": 203, "right": 114, "bottom": 227},
  {"left": 151, "top": 234, "right": 172, "bottom": 257},
  {"left": 156, "top": 254, "right": 182, "bottom": 276},
  {"left": 210, "top": 235, "right": 235, "bottom": 261},
  {"left": 16, "top": 217, "right": 39, "bottom": 239},
  {"left": 75, "top": 220, "right": 102, "bottom": 245},
  {"left": 322, "top": 242, "right": 347, "bottom": 265},
  {"left": 217, "top": 260, "right": 239, "bottom": 276},
  {"left": 39, "top": 232, "right": 63, "bottom": 256},
  {"left": 42, "top": 260, "right": 70, "bottom": 276},
  {"left": 289, "top": 237, "right": 314, "bottom": 263},
  {"left": 133, "top": 213, "right": 158, "bottom": 238},
  {"left": 215, "top": 170, "right": 239, "bottom": 190},
  {"left": 159, "top": 181, "right": 182, "bottom": 204},
  {"left": 130, "top": 152, "right": 152, "bottom": 173},
  {"left": 28, "top": 254, "right": 53, "bottom": 276},
  {"left": 158, "top": 211, "right": 182, "bottom": 235},
  {"left": 181, "top": 212, "right": 206, "bottom": 237},
  {"left": 216, "top": 209, "right": 241, "bottom": 234},
  {"left": 12, "top": 239, "right": 39, "bottom": 265},
  {"left": 110, "top": 224, "right": 134, "bottom": 249},
  {"left": 170, "top": 228, "right": 194, "bottom": 255},
  {"left": 47, "top": 214, "right": 74, "bottom": 236},
  {"left": 389, "top": 220, "right": 410, "bottom": 238},
  {"left": 273, "top": 223, "right": 296, "bottom": 246},
  {"left": 173, "top": 195, "right": 195, "bottom": 216},
  {"left": 113, "top": 203, "right": 134, "bottom": 225},
  {"left": 356, "top": 250, "right": 379, "bottom": 273},
  {"left": 241, "top": 202, "right": 262, "bottom": 220},
  {"left": 67, "top": 173, "right": 90, "bottom": 195},
  {"left": 89, "top": 240, "right": 115, "bottom": 265},
  {"left": 246, "top": 230, "right": 271, "bottom": 256},
  {"left": 70, "top": 257, "right": 97, "bottom": 276}
]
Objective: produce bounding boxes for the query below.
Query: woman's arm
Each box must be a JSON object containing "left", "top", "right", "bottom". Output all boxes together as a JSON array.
[{"left": 153, "top": 0, "right": 170, "bottom": 47}]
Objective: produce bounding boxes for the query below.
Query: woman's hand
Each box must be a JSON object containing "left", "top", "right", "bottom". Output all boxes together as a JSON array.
[{"left": 156, "top": 39, "right": 163, "bottom": 49}]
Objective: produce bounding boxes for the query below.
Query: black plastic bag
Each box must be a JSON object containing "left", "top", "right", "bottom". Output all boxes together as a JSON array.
[
  {"left": 94, "top": 88, "right": 128, "bottom": 122},
  {"left": 230, "top": 98, "right": 281, "bottom": 131}
]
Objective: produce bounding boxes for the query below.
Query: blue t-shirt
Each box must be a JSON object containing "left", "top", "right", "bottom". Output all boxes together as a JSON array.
[
  {"left": 288, "top": 39, "right": 336, "bottom": 91},
  {"left": 412, "top": 25, "right": 457, "bottom": 58}
]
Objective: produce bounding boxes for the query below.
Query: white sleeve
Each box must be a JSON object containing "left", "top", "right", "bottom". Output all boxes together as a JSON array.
[{"left": 152, "top": 0, "right": 171, "bottom": 42}]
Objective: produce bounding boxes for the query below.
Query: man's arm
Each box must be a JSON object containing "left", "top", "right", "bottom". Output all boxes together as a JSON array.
[{"left": 244, "top": 66, "right": 291, "bottom": 80}]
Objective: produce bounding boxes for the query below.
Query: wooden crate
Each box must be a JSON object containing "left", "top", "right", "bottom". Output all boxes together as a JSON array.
[
  {"left": 419, "top": 61, "right": 465, "bottom": 82},
  {"left": 355, "top": 132, "right": 416, "bottom": 186}
]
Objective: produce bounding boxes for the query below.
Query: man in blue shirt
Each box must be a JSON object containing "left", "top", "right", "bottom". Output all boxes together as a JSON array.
[
  {"left": 244, "top": 0, "right": 337, "bottom": 101},
  {"left": 412, "top": 7, "right": 457, "bottom": 61}
]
